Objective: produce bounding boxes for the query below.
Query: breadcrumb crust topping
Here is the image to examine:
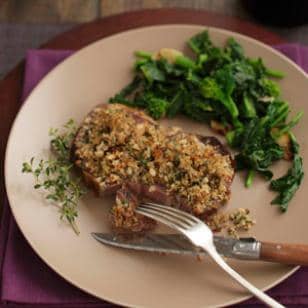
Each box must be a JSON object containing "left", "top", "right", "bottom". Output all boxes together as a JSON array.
[{"left": 74, "top": 104, "right": 234, "bottom": 215}]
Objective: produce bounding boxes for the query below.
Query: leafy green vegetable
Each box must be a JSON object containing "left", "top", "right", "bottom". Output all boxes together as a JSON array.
[
  {"left": 266, "top": 100, "right": 290, "bottom": 128},
  {"left": 135, "top": 50, "right": 152, "bottom": 59},
  {"left": 175, "top": 55, "right": 196, "bottom": 70},
  {"left": 167, "top": 86, "right": 185, "bottom": 117},
  {"left": 265, "top": 68, "right": 285, "bottom": 79},
  {"left": 270, "top": 154, "right": 304, "bottom": 211},
  {"left": 272, "top": 111, "right": 303, "bottom": 138},
  {"left": 140, "top": 62, "right": 165, "bottom": 83},
  {"left": 248, "top": 58, "right": 284, "bottom": 79},
  {"left": 242, "top": 93, "right": 256, "bottom": 118},
  {"left": 201, "top": 76, "right": 238, "bottom": 120},
  {"left": 22, "top": 120, "right": 85, "bottom": 234},
  {"left": 109, "top": 30, "right": 303, "bottom": 210},
  {"left": 245, "top": 170, "right": 255, "bottom": 188},
  {"left": 225, "top": 37, "right": 245, "bottom": 60},
  {"left": 233, "top": 117, "right": 284, "bottom": 181},
  {"left": 188, "top": 30, "right": 213, "bottom": 55},
  {"left": 183, "top": 95, "right": 214, "bottom": 122},
  {"left": 258, "top": 77, "right": 280, "bottom": 98},
  {"left": 270, "top": 135, "right": 304, "bottom": 211},
  {"left": 146, "top": 97, "right": 169, "bottom": 119}
]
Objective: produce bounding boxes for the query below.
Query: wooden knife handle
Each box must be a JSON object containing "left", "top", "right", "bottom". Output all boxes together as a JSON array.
[{"left": 260, "top": 241, "right": 308, "bottom": 266}]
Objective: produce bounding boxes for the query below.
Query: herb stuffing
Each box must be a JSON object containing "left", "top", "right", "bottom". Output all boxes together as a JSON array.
[
  {"left": 110, "top": 30, "right": 304, "bottom": 211},
  {"left": 22, "top": 120, "right": 85, "bottom": 234}
]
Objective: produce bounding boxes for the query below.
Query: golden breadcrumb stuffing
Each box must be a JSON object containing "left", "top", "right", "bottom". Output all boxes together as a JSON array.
[{"left": 74, "top": 104, "right": 234, "bottom": 217}]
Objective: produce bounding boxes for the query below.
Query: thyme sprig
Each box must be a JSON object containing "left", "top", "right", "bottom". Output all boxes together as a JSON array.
[{"left": 22, "top": 119, "right": 85, "bottom": 234}]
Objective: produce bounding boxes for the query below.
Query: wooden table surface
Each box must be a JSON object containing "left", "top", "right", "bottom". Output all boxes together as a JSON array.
[
  {"left": 1, "top": 0, "right": 308, "bottom": 80},
  {"left": 0, "top": 0, "right": 250, "bottom": 23},
  {"left": 0, "top": 0, "right": 253, "bottom": 79}
]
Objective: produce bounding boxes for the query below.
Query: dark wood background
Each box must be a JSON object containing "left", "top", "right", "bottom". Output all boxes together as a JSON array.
[
  {"left": 1, "top": 0, "right": 308, "bottom": 80},
  {"left": 0, "top": 0, "right": 250, "bottom": 23}
]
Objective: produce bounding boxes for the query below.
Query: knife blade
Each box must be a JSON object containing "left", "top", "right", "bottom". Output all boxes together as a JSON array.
[{"left": 92, "top": 233, "right": 261, "bottom": 261}]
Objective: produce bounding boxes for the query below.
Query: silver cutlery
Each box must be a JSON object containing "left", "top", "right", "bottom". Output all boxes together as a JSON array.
[
  {"left": 135, "top": 202, "right": 284, "bottom": 308},
  {"left": 92, "top": 233, "right": 261, "bottom": 260},
  {"left": 92, "top": 232, "right": 308, "bottom": 265}
]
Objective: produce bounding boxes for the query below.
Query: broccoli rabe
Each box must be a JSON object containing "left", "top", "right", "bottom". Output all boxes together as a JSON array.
[
  {"left": 188, "top": 30, "right": 213, "bottom": 55},
  {"left": 269, "top": 134, "right": 304, "bottom": 211},
  {"left": 200, "top": 76, "right": 239, "bottom": 120},
  {"left": 146, "top": 97, "right": 169, "bottom": 119},
  {"left": 271, "top": 153, "right": 304, "bottom": 211},
  {"left": 109, "top": 30, "right": 304, "bottom": 211}
]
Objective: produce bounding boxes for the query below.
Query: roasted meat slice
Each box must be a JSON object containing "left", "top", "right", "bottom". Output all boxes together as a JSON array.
[
  {"left": 72, "top": 103, "right": 235, "bottom": 232},
  {"left": 111, "top": 184, "right": 157, "bottom": 233}
]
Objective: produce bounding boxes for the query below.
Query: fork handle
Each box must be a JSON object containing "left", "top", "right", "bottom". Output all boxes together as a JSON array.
[
  {"left": 260, "top": 241, "right": 308, "bottom": 266},
  {"left": 206, "top": 245, "right": 284, "bottom": 308}
]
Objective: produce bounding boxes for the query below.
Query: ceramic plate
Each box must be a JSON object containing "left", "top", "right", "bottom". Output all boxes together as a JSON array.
[{"left": 5, "top": 25, "right": 308, "bottom": 307}]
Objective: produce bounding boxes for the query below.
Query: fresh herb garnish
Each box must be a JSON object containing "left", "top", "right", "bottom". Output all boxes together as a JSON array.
[
  {"left": 22, "top": 119, "right": 85, "bottom": 234},
  {"left": 110, "top": 30, "right": 304, "bottom": 210}
]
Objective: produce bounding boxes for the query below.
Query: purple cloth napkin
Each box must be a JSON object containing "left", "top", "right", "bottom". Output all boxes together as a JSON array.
[{"left": 1, "top": 45, "right": 308, "bottom": 307}]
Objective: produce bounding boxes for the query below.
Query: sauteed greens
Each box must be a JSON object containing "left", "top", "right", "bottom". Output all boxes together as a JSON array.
[{"left": 110, "top": 30, "right": 304, "bottom": 211}]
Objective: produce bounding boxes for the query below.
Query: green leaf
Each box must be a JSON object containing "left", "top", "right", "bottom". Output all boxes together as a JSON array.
[
  {"left": 289, "top": 132, "right": 300, "bottom": 154},
  {"left": 226, "top": 127, "right": 244, "bottom": 147},
  {"left": 22, "top": 162, "right": 32, "bottom": 173},
  {"left": 258, "top": 78, "right": 280, "bottom": 98},
  {"left": 270, "top": 154, "right": 304, "bottom": 211},
  {"left": 140, "top": 62, "right": 165, "bottom": 83},
  {"left": 245, "top": 170, "right": 255, "bottom": 188},
  {"left": 265, "top": 68, "right": 284, "bottom": 79},
  {"left": 166, "top": 87, "right": 185, "bottom": 118},
  {"left": 174, "top": 55, "right": 196, "bottom": 70},
  {"left": 197, "top": 54, "right": 208, "bottom": 68},
  {"left": 265, "top": 100, "right": 290, "bottom": 128},
  {"left": 183, "top": 95, "right": 215, "bottom": 122},
  {"left": 135, "top": 50, "right": 152, "bottom": 59},
  {"left": 146, "top": 97, "right": 169, "bottom": 119},
  {"left": 225, "top": 37, "right": 244, "bottom": 60},
  {"left": 272, "top": 111, "right": 303, "bottom": 138},
  {"left": 234, "top": 118, "right": 284, "bottom": 177},
  {"left": 188, "top": 30, "right": 213, "bottom": 55},
  {"left": 242, "top": 93, "right": 256, "bottom": 118},
  {"left": 200, "top": 76, "right": 239, "bottom": 119}
]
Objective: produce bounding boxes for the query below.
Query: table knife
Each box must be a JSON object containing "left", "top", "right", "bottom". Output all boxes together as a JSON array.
[{"left": 92, "top": 233, "right": 308, "bottom": 265}]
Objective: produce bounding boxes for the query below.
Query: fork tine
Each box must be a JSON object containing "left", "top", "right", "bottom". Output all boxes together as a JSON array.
[
  {"left": 141, "top": 203, "right": 196, "bottom": 227},
  {"left": 136, "top": 207, "right": 187, "bottom": 231},
  {"left": 138, "top": 205, "right": 190, "bottom": 229},
  {"left": 144, "top": 202, "right": 201, "bottom": 224}
]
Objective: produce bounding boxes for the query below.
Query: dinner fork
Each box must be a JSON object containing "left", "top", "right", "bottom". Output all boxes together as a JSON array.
[{"left": 136, "top": 202, "right": 284, "bottom": 308}]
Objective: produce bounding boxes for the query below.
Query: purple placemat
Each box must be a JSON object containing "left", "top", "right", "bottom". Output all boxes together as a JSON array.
[{"left": 1, "top": 45, "right": 308, "bottom": 307}]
